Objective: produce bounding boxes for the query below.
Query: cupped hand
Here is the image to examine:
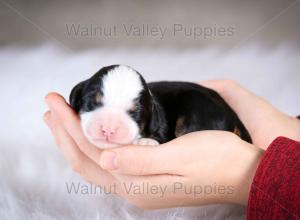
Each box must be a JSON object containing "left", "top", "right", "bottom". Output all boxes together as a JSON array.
[
  {"left": 99, "top": 131, "right": 263, "bottom": 209},
  {"left": 44, "top": 93, "right": 117, "bottom": 187},
  {"left": 44, "top": 93, "right": 263, "bottom": 209},
  {"left": 200, "top": 80, "right": 300, "bottom": 150}
]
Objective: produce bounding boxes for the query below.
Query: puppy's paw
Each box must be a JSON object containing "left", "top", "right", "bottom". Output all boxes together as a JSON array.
[{"left": 133, "top": 138, "right": 159, "bottom": 146}]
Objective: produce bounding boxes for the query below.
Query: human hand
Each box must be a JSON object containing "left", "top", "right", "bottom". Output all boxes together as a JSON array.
[
  {"left": 200, "top": 80, "right": 300, "bottom": 150},
  {"left": 99, "top": 131, "right": 263, "bottom": 209},
  {"left": 44, "top": 93, "right": 263, "bottom": 209},
  {"left": 44, "top": 93, "right": 119, "bottom": 189},
  {"left": 43, "top": 93, "right": 158, "bottom": 204}
]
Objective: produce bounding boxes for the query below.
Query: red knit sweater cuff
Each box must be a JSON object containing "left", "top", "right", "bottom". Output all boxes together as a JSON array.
[{"left": 247, "top": 137, "right": 300, "bottom": 219}]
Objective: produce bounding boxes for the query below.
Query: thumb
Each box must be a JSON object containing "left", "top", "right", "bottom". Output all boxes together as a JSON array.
[{"left": 99, "top": 144, "right": 179, "bottom": 175}]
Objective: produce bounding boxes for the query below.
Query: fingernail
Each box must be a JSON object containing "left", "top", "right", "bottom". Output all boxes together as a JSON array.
[
  {"left": 45, "top": 94, "right": 54, "bottom": 108},
  {"left": 43, "top": 113, "right": 53, "bottom": 129},
  {"left": 43, "top": 112, "right": 50, "bottom": 123},
  {"left": 100, "top": 151, "right": 118, "bottom": 170}
]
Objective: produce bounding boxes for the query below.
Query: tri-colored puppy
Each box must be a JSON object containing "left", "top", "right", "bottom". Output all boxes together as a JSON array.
[{"left": 70, "top": 65, "right": 251, "bottom": 149}]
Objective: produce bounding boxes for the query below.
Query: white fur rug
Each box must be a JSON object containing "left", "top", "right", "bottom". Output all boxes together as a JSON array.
[{"left": 0, "top": 45, "right": 299, "bottom": 219}]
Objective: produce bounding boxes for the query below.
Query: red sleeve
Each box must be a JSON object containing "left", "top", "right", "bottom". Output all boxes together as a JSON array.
[{"left": 247, "top": 137, "right": 300, "bottom": 219}]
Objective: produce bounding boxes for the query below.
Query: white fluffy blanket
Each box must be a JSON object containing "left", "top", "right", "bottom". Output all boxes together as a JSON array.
[{"left": 0, "top": 45, "right": 299, "bottom": 219}]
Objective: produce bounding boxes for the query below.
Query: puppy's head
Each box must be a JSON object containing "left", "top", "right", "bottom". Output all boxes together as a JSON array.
[{"left": 69, "top": 65, "right": 152, "bottom": 149}]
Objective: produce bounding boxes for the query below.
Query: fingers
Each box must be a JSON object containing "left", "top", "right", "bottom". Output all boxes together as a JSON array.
[
  {"left": 44, "top": 110, "right": 85, "bottom": 169},
  {"left": 200, "top": 80, "right": 271, "bottom": 132},
  {"left": 43, "top": 110, "right": 117, "bottom": 188},
  {"left": 43, "top": 111, "right": 53, "bottom": 129},
  {"left": 99, "top": 144, "right": 180, "bottom": 176},
  {"left": 200, "top": 79, "right": 236, "bottom": 94},
  {"left": 200, "top": 80, "right": 271, "bottom": 117},
  {"left": 45, "top": 93, "right": 102, "bottom": 163}
]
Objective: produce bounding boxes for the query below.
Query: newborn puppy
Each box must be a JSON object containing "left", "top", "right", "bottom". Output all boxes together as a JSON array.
[{"left": 69, "top": 65, "right": 251, "bottom": 149}]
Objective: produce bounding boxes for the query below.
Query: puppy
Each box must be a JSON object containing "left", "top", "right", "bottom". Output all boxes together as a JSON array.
[{"left": 69, "top": 65, "right": 251, "bottom": 149}]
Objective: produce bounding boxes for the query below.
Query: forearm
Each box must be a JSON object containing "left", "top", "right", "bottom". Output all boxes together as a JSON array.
[{"left": 219, "top": 140, "right": 264, "bottom": 205}]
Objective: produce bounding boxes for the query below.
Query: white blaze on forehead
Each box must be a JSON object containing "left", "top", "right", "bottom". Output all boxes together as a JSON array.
[{"left": 102, "top": 65, "right": 143, "bottom": 108}]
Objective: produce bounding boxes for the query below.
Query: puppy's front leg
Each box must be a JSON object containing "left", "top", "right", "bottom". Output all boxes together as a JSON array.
[{"left": 133, "top": 138, "right": 159, "bottom": 146}]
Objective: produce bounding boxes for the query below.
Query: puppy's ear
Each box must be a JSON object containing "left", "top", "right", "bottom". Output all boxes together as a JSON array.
[
  {"left": 148, "top": 100, "right": 168, "bottom": 143},
  {"left": 69, "top": 81, "right": 86, "bottom": 113}
]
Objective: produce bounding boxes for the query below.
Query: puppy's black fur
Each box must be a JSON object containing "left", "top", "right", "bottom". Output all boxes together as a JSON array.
[
  {"left": 144, "top": 81, "right": 251, "bottom": 143},
  {"left": 70, "top": 65, "right": 252, "bottom": 144}
]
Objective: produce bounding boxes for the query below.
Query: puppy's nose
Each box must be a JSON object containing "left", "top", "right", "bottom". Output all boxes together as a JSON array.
[{"left": 101, "top": 126, "right": 116, "bottom": 138}]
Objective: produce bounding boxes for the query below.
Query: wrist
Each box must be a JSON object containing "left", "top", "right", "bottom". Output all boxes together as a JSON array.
[
  {"left": 291, "top": 116, "right": 300, "bottom": 141},
  {"left": 228, "top": 142, "right": 264, "bottom": 205}
]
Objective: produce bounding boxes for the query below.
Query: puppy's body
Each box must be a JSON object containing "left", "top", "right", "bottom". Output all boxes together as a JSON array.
[
  {"left": 69, "top": 65, "right": 251, "bottom": 149},
  {"left": 144, "top": 81, "right": 251, "bottom": 143}
]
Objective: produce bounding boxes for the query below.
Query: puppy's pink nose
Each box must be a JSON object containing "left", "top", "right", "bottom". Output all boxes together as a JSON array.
[{"left": 101, "top": 126, "right": 116, "bottom": 138}]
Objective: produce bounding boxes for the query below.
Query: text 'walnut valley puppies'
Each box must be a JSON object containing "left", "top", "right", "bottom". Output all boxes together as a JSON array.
[{"left": 69, "top": 65, "right": 251, "bottom": 149}]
